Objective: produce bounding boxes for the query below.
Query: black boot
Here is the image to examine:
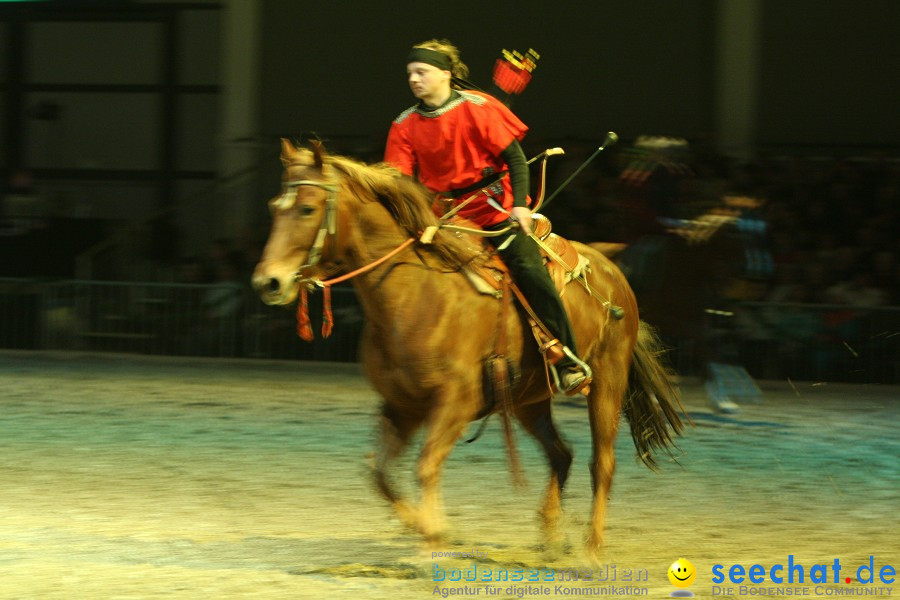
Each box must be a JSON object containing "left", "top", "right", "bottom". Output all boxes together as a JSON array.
[{"left": 559, "top": 365, "right": 589, "bottom": 394}]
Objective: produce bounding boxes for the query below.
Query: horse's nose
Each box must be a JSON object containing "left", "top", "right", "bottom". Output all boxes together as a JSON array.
[
  {"left": 251, "top": 270, "right": 299, "bottom": 305},
  {"left": 251, "top": 273, "right": 281, "bottom": 294},
  {"left": 264, "top": 277, "right": 281, "bottom": 294}
]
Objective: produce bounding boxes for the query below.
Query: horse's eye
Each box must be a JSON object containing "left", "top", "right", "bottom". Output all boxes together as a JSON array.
[{"left": 297, "top": 204, "right": 316, "bottom": 217}]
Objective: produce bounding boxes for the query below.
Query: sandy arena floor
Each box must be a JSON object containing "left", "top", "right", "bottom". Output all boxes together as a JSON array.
[{"left": 0, "top": 351, "right": 897, "bottom": 599}]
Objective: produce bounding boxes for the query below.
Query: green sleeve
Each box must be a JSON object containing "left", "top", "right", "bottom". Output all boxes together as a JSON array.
[{"left": 500, "top": 140, "right": 529, "bottom": 208}]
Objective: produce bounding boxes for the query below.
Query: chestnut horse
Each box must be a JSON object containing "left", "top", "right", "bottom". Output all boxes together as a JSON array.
[{"left": 252, "top": 140, "right": 684, "bottom": 555}]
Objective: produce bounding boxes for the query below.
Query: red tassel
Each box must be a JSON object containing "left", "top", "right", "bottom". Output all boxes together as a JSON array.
[
  {"left": 321, "top": 286, "right": 334, "bottom": 338},
  {"left": 296, "top": 288, "right": 314, "bottom": 341}
]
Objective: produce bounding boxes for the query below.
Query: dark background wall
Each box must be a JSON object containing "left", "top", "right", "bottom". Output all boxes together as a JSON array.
[
  {"left": 259, "top": 0, "right": 716, "bottom": 146},
  {"left": 757, "top": 0, "right": 900, "bottom": 148},
  {"left": 258, "top": 0, "right": 899, "bottom": 151}
]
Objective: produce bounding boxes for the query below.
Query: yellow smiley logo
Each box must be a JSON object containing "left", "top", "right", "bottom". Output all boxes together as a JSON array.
[{"left": 668, "top": 558, "right": 697, "bottom": 588}]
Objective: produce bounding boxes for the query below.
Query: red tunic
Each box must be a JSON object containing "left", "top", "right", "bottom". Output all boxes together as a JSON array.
[{"left": 384, "top": 90, "right": 528, "bottom": 227}]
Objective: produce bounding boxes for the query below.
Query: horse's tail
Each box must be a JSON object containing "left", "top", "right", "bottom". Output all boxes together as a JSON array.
[{"left": 624, "top": 321, "right": 688, "bottom": 469}]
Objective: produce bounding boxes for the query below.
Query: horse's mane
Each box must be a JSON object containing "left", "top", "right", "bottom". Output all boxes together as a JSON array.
[{"left": 321, "top": 152, "right": 483, "bottom": 270}]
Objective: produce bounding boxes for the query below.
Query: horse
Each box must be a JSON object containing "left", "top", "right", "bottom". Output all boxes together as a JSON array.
[
  {"left": 609, "top": 207, "right": 761, "bottom": 411},
  {"left": 251, "top": 139, "right": 685, "bottom": 556}
]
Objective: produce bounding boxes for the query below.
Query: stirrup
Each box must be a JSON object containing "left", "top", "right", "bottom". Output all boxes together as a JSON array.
[
  {"left": 553, "top": 346, "right": 593, "bottom": 396},
  {"left": 560, "top": 368, "right": 590, "bottom": 395}
]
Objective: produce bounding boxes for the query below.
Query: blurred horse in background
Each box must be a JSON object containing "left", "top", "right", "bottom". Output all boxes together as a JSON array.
[
  {"left": 609, "top": 208, "right": 750, "bottom": 409},
  {"left": 606, "top": 136, "right": 767, "bottom": 410}
]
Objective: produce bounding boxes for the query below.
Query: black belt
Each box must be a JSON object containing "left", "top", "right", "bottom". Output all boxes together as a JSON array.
[{"left": 442, "top": 171, "right": 507, "bottom": 199}]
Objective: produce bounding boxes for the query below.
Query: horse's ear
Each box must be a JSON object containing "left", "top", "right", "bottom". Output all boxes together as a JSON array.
[
  {"left": 309, "top": 139, "right": 327, "bottom": 170},
  {"left": 280, "top": 138, "right": 299, "bottom": 165}
]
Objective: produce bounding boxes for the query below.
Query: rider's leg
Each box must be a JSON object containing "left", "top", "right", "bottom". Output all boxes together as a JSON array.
[{"left": 489, "top": 230, "right": 588, "bottom": 392}]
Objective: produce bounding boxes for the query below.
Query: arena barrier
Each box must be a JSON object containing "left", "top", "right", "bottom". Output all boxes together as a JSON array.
[
  {"left": 0, "top": 278, "right": 362, "bottom": 362},
  {"left": 1, "top": 278, "right": 897, "bottom": 383}
]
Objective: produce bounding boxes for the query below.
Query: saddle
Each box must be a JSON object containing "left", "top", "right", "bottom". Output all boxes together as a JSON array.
[
  {"left": 445, "top": 213, "right": 591, "bottom": 408},
  {"left": 461, "top": 213, "right": 588, "bottom": 299}
]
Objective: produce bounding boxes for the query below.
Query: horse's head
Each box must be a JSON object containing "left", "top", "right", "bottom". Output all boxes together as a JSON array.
[{"left": 252, "top": 139, "right": 338, "bottom": 305}]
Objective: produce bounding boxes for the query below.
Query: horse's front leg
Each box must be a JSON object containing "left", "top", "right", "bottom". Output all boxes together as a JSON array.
[
  {"left": 416, "top": 387, "right": 476, "bottom": 543},
  {"left": 374, "top": 402, "right": 421, "bottom": 530},
  {"left": 516, "top": 398, "right": 573, "bottom": 554}
]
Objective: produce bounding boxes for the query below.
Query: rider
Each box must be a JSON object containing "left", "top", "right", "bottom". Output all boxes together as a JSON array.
[{"left": 383, "top": 39, "right": 589, "bottom": 394}]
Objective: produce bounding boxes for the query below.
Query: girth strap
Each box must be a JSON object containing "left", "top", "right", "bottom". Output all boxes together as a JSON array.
[{"left": 466, "top": 275, "right": 525, "bottom": 487}]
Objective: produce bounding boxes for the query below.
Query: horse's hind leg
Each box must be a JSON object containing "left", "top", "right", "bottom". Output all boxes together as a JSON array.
[
  {"left": 517, "top": 399, "right": 573, "bottom": 551},
  {"left": 374, "top": 402, "right": 421, "bottom": 530},
  {"left": 584, "top": 352, "right": 628, "bottom": 557}
]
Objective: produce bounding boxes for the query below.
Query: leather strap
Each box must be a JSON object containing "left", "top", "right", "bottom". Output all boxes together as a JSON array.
[
  {"left": 442, "top": 171, "right": 504, "bottom": 199},
  {"left": 508, "top": 281, "right": 556, "bottom": 346},
  {"left": 496, "top": 276, "right": 510, "bottom": 360},
  {"left": 496, "top": 275, "right": 523, "bottom": 484},
  {"left": 508, "top": 280, "right": 562, "bottom": 396}
]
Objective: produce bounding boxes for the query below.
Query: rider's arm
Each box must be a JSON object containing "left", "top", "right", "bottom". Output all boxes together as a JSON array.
[
  {"left": 501, "top": 140, "right": 533, "bottom": 233},
  {"left": 500, "top": 140, "right": 528, "bottom": 208}
]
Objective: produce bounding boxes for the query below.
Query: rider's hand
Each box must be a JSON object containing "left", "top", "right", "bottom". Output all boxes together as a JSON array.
[{"left": 511, "top": 206, "right": 533, "bottom": 235}]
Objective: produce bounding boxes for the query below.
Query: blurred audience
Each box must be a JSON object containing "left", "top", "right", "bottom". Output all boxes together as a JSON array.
[{"left": 539, "top": 141, "right": 898, "bottom": 308}]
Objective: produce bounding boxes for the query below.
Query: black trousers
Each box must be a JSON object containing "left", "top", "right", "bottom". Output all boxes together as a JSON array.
[{"left": 487, "top": 225, "right": 580, "bottom": 366}]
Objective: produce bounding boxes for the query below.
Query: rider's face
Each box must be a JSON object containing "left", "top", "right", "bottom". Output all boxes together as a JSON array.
[{"left": 407, "top": 61, "right": 451, "bottom": 107}]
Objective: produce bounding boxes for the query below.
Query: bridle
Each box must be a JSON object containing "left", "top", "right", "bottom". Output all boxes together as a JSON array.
[
  {"left": 279, "top": 178, "right": 338, "bottom": 281},
  {"left": 279, "top": 172, "right": 419, "bottom": 291},
  {"left": 277, "top": 173, "right": 415, "bottom": 343}
]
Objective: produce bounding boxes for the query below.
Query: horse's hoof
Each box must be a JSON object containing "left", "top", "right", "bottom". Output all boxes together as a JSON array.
[
  {"left": 540, "top": 536, "right": 570, "bottom": 560},
  {"left": 421, "top": 521, "right": 449, "bottom": 547},
  {"left": 584, "top": 533, "right": 607, "bottom": 564},
  {"left": 393, "top": 501, "right": 420, "bottom": 529}
]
